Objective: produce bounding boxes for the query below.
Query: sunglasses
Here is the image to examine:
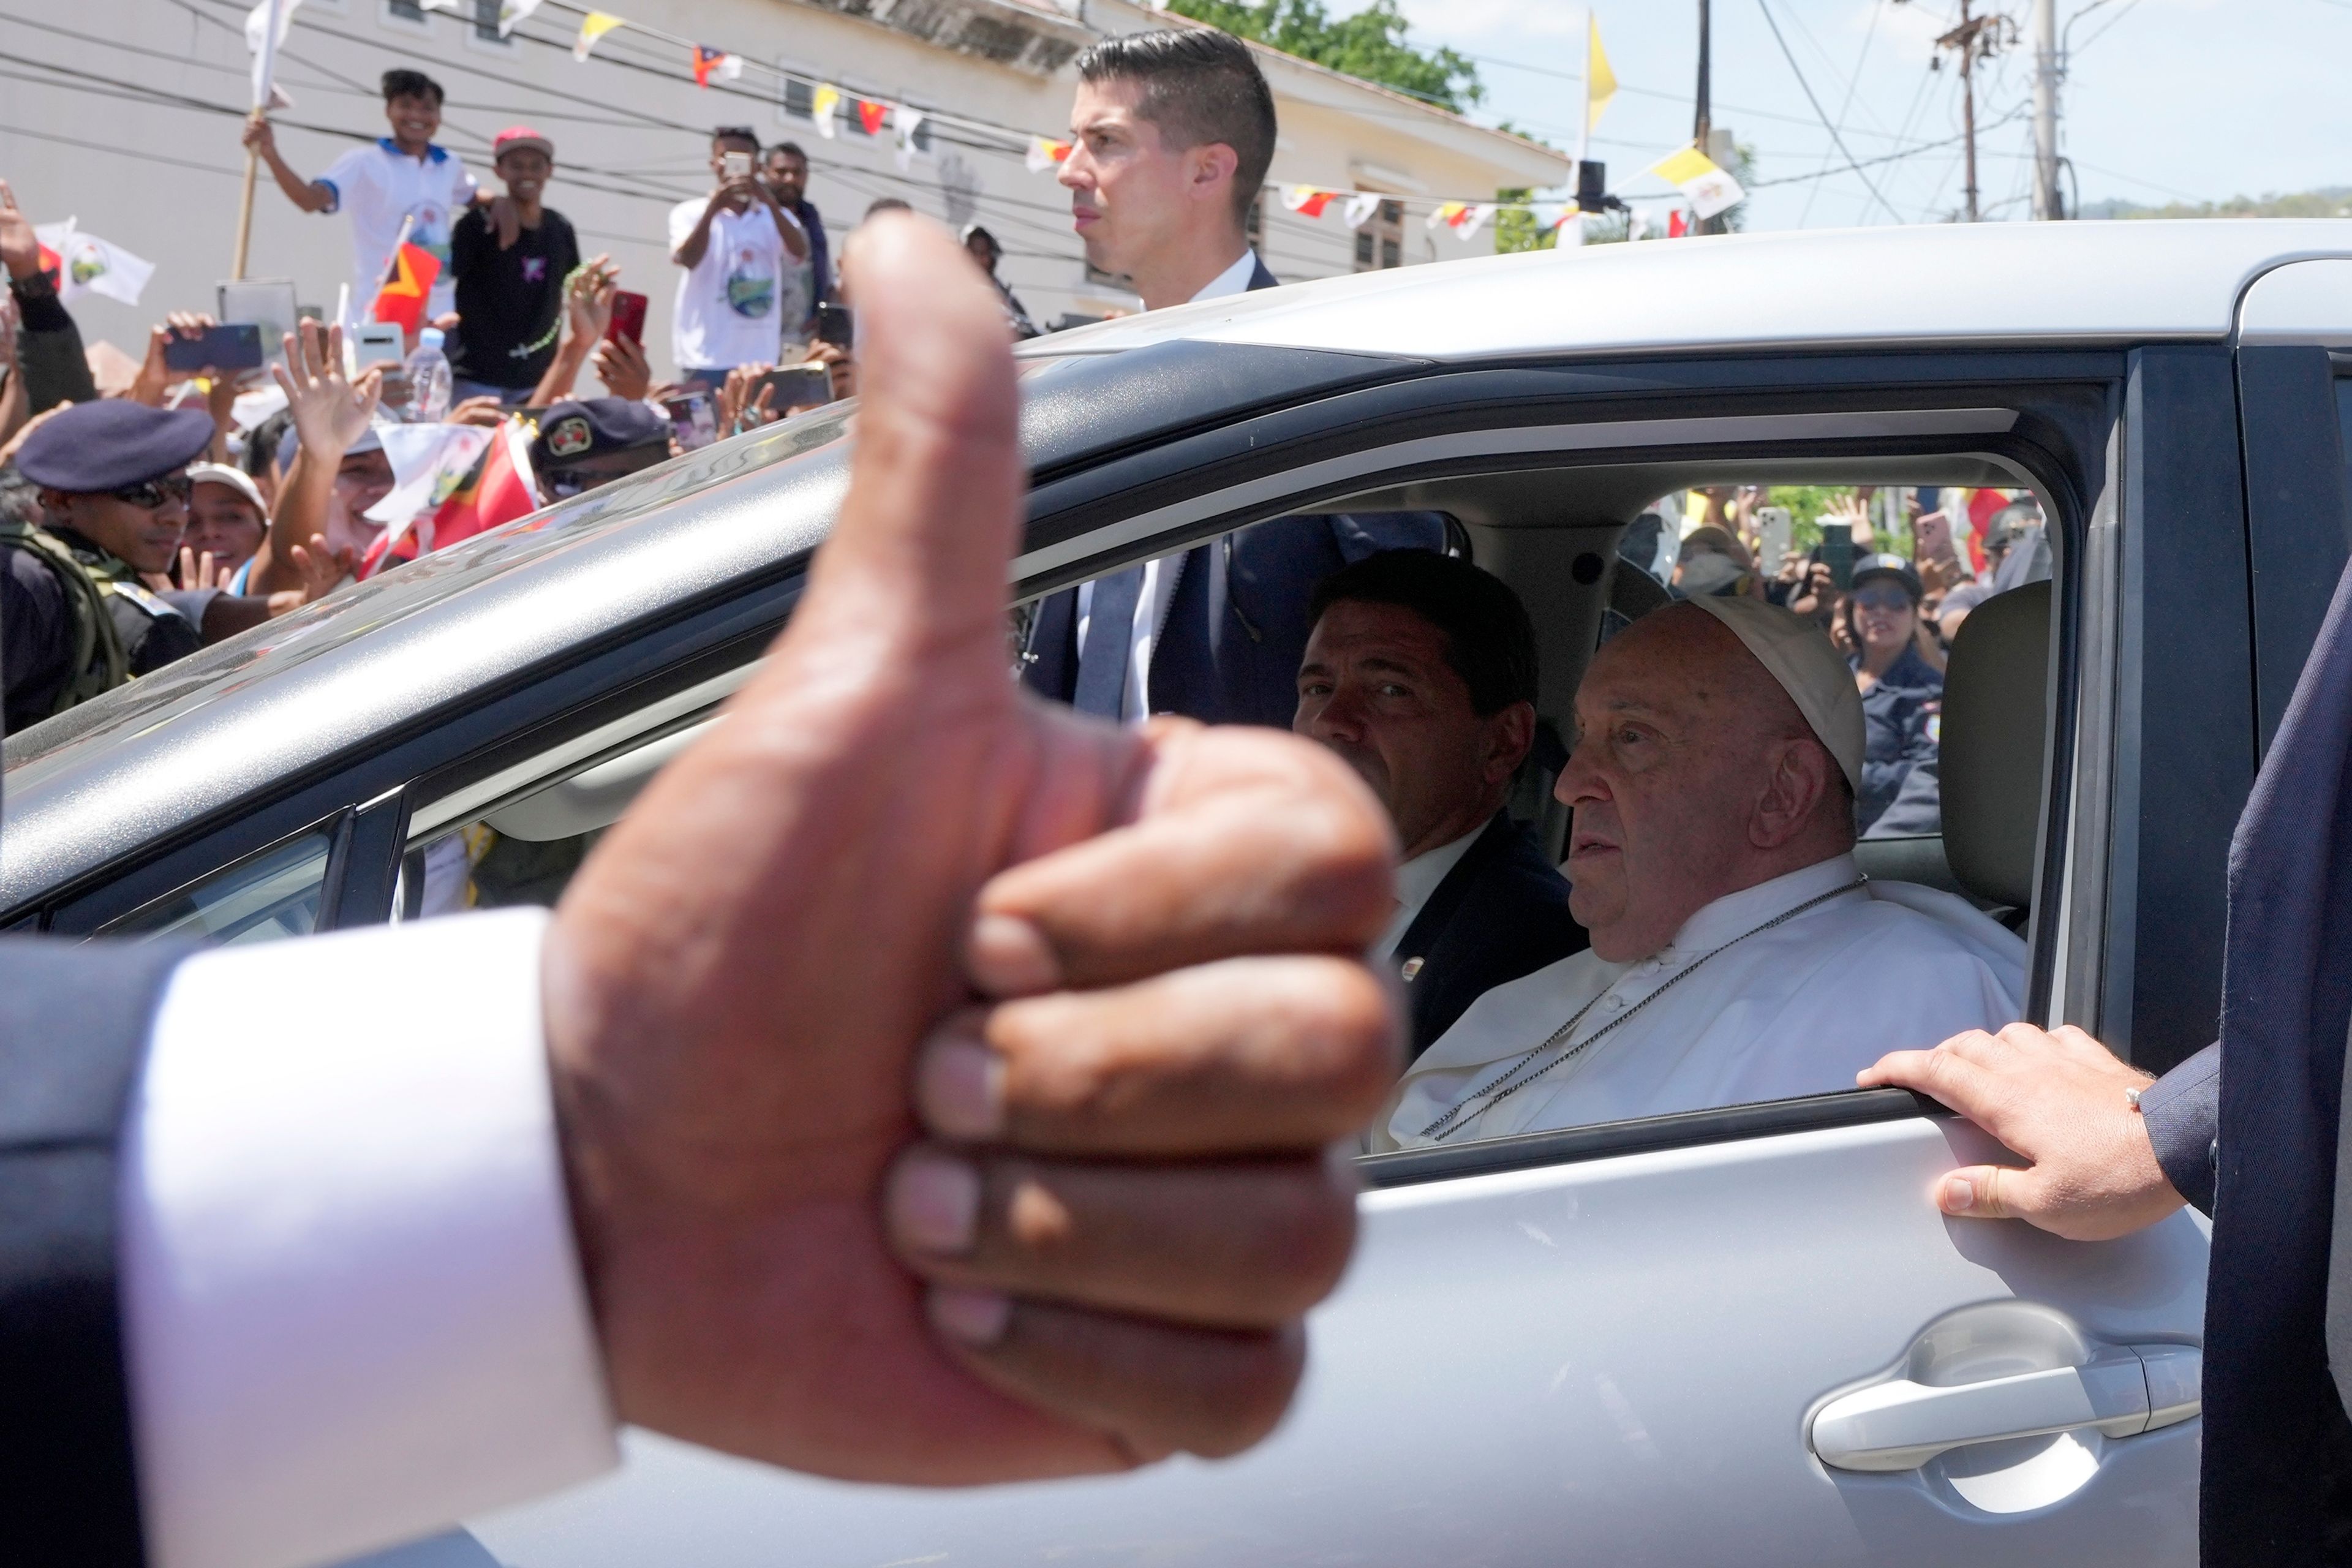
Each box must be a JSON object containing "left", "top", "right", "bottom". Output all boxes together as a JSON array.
[
  {"left": 1852, "top": 586, "right": 1915, "bottom": 612},
  {"left": 108, "top": 472, "right": 194, "bottom": 510}
]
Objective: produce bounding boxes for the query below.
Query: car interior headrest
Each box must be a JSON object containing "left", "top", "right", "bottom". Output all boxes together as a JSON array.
[{"left": 1940, "top": 579, "right": 2051, "bottom": 912}]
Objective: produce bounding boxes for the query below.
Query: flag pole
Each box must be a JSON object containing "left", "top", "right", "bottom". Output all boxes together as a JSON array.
[{"left": 233, "top": 0, "right": 287, "bottom": 280}]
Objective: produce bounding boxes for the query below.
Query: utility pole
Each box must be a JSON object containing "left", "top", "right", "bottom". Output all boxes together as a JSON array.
[
  {"left": 1695, "top": 0, "right": 1727, "bottom": 233},
  {"left": 1932, "top": 0, "right": 2011, "bottom": 222},
  {"left": 2030, "top": 0, "right": 2062, "bottom": 219}
]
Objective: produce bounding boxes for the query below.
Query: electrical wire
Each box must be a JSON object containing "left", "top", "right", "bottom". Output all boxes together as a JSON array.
[
  {"left": 1753, "top": 0, "right": 1904, "bottom": 222},
  {"left": 1800, "top": 0, "right": 1887, "bottom": 227}
]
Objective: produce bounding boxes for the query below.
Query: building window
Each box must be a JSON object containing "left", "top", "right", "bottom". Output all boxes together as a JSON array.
[
  {"left": 783, "top": 77, "right": 813, "bottom": 121},
  {"left": 384, "top": 0, "right": 424, "bottom": 18},
  {"left": 472, "top": 0, "right": 507, "bottom": 41},
  {"left": 1355, "top": 197, "right": 1404, "bottom": 272},
  {"left": 913, "top": 118, "right": 934, "bottom": 154}
]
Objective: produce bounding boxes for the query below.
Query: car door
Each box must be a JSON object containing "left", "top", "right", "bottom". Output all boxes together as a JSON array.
[{"left": 420, "top": 350, "right": 2231, "bottom": 1568}]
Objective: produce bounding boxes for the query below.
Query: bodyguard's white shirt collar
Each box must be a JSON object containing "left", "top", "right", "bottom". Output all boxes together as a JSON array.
[
  {"left": 1191, "top": 250, "right": 1261, "bottom": 303},
  {"left": 1381, "top": 821, "right": 1487, "bottom": 957}
]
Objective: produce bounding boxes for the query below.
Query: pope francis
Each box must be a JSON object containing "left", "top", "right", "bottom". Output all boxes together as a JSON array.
[{"left": 1376, "top": 594, "right": 2026, "bottom": 1152}]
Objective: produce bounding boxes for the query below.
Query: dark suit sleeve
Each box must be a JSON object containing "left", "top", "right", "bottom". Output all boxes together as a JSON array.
[
  {"left": 10, "top": 270, "right": 99, "bottom": 410},
  {"left": 2138, "top": 1040, "right": 2218, "bottom": 1216},
  {"left": 0, "top": 938, "right": 192, "bottom": 1564}
]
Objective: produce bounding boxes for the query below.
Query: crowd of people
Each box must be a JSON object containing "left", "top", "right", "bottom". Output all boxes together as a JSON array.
[
  {"left": 1619, "top": 483, "right": 2052, "bottom": 840},
  {"left": 0, "top": 63, "right": 1045, "bottom": 730}
]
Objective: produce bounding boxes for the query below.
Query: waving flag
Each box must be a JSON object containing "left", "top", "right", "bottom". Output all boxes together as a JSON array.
[
  {"left": 1342, "top": 191, "right": 1382, "bottom": 229},
  {"left": 1529, "top": 202, "right": 1577, "bottom": 233},
  {"left": 362, "top": 419, "right": 540, "bottom": 578},
  {"left": 1586, "top": 15, "right": 1617, "bottom": 135},
  {"left": 893, "top": 107, "right": 925, "bottom": 171},
  {"left": 243, "top": 0, "right": 303, "bottom": 109},
  {"left": 691, "top": 45, "right": 742, "bottom": 86},
  {"left": 572, "top": 11, "right": 622, "bottom": 61},
  {"left": 495, "top": 0, "right": 541, "bottom": 34},
  {"left": 370, "top": 241, "right": 441, "bottom": 333},
  {"left": 1648, "top": 145, "right": 1744, "bottom": 220},
  {"left": 1025, "top": 136, "right": 1071, "bottom": 173},
  {"left": 812, "top": 83, "right": 842, "bottom": 139},
  {"left": 1281, "top": 186, "right": 1336, "bottom": 219},
  {"left": 34, "top": 221, "right": 154, "bottom": 306},
  {"left": 857, "top": 98, "right": 888, "bottom": 136}
]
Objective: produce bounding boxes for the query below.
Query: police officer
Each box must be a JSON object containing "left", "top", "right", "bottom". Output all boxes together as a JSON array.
[
  {"left": 530, "top": 396, "right": 671, "bottom": 497},
  {"left": 2, "top": 399, "right": 216, "bottom": 731}
]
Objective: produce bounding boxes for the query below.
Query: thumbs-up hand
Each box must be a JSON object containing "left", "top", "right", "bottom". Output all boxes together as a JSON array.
[{"left": 543, "top": 214, "right": 1401, "bottom": 1483}]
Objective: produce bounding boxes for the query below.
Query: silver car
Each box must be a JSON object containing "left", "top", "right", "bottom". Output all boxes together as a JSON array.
[{"left": 13, "top": 221, "right": 2350, "bottom": 1566}]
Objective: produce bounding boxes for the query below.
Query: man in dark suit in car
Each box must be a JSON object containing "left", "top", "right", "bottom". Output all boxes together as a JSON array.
[
  {"left": 1021, "top": 28, "right": 1444, "bottom": 729},
  {"left": 1294, "top": 551, "right": 1587, "bottom": 1058}
]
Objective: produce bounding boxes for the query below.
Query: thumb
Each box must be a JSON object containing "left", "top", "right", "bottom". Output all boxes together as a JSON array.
[
  {"left": 789, "top": 212, "right": 1019, "bottom": 664},
  {"left": 1934, "top": 1164, "right": 2042, "bottom": 1224}
]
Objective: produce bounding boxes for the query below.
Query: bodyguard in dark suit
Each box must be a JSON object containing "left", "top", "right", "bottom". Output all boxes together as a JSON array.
[
  {"left": 1292, "top": 549, "right": 1586, "bottom": 1057},
  {"left": 1861, "top": 554, "right": 2352, "bottom": 1562}
]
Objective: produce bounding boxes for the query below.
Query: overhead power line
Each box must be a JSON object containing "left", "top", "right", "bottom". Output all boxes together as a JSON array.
[{"left": 1754, "top": 0, "right": 1904, "bottom": 222}]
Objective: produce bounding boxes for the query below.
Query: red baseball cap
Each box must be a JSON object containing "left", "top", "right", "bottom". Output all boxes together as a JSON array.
[{"left": 493, "top": 125, "right": 554, "bottom": 160}]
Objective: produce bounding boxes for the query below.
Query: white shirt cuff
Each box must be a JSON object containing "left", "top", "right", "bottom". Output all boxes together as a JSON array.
[{"left": 120, "top": 908, "right": 619, "bottom": 1568}]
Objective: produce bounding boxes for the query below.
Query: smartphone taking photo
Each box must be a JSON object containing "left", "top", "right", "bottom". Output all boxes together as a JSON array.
[
  {"left": 814, "top": 302, "right": 853, "bottom": 350},
  {"left": 163, "top": 323, "right": 265, "bottom": 374},
  {"left": 1819, "top": 522, "right": 1856, "bottom": 590},
  {"left": 607, "top": 290, "right": 648, "bottom": 345},
  {"left": 663, "top": 391, "right": 718, "bottom": 451},
  {"left": 755, "top": 364, "right": 832, "bottom": 412},
  {"left": 722, "top": 150, "right": 753, "bottom": 181}
]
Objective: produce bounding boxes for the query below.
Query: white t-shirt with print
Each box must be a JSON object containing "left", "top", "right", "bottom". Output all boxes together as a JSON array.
[
  {"left": 667, "top": 197, "right": 806, "bottom": 371},
  {"left": 319, "top": 139, "right": 477, "bottom": 328}
]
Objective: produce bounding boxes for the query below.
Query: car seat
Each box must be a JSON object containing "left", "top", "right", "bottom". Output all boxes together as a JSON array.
[{"left": 1939, "top": 579, "right": 2053, "bottom": 918}]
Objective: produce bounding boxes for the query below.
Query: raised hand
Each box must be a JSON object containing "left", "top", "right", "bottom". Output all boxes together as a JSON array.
[
  {"left": 589, "top": 334, "right": 649, "bottom": 402},
  {"left": 0, "top": 179, "right": 40, "bottom": 281},
  {"left": 282, "top": 532, "right": 356, "bottom": 607},
  {"left": 542, "top": 215, "right": 1398, "bottom": 1483},
  {"left": 272, "top": 319, "right": 380, "bottom": 467},
  {"left": 1858, "top": 1022, "right": 2184, "bottom": 1240}
]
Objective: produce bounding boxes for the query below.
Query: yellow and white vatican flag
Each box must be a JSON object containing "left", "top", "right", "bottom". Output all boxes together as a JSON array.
[
  {"left": 1281, "top": 186, "right": 1338, "bottom": 218},
  {"left": 894, "top": 107, "right": 926, "bottom": 172},
  {"left": 1585, "top": 14, "right": 1617, "bottom": 136},
  {"left": 811, "top": 83, "right": 842, "bottom": 139},
  {"left": 494, "top": 0, "right": 541, "bottom": 36},
  {"left": 1648, "top": 145, "right": 1744, "bottom": 220},
  {"left": 1025, "top": 135, "right": 1071, "bottom": 173},
  {"left": 571, "top": 10, "right": 622, "bottom": 61}
]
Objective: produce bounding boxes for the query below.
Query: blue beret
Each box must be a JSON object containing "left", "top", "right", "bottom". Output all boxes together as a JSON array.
[
  {"left": 530, "top": 398, "right": 668, "bottom": 471},
  {"left": 13, "top": 402, "right": 218, "bottom": 494}
]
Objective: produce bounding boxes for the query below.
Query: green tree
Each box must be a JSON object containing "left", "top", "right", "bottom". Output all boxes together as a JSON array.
[{"left": 1169, "top": 0, "right": 1483, "bottom": 113}]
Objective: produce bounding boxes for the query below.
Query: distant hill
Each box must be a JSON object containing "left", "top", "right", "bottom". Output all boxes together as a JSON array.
[{"left": 2078, "top": 187, "right": 2352, "bottom": 220}]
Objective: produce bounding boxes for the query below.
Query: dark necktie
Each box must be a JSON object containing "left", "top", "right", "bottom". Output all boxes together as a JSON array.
[{"left": 1073, "top": 565, "right": 1145, "bottom": 718}]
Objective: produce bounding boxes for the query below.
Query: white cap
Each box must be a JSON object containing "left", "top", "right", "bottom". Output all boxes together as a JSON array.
[
  {"left": 187, "top": 462, "right": 269, "bottom": 518},
  {"left": 1681, "top": 595, "right": 1866, "bottom": 793}
]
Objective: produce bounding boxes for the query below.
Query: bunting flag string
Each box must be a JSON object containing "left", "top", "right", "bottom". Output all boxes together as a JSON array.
[
  {"left": 347, "top": 0, "right": 1739, "bottom": 240},
  {"left": 690, "top": 45, "right": 743, "bottom": 88},
  {"left": 571, "top": 10, "right": 622, "bottom": 61},
  {"left": 1281, "top": 186, "right": 1336, "bottom": 219}
]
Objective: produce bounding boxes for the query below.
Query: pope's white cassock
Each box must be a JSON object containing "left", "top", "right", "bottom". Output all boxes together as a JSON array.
[{"left": 1376, "top": 851, "right": 2027, "bottom": 1152}]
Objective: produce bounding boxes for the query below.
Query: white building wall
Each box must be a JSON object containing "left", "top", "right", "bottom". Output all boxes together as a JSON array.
[{"left": 0, "top": 0, "right": 1564, "bottom": 380}]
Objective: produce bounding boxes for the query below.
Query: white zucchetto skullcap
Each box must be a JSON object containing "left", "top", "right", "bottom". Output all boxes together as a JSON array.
[{"left": 1680, "top": 595, "right": 1866, "bottom": 793}]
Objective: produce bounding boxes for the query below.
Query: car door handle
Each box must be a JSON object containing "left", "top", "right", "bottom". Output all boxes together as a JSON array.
[{"left": 1812, "top": 1344, "right": 2200, "bottom": 1472}]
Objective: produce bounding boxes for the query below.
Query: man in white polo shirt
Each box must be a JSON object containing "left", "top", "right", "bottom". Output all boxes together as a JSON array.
[{"left": 245, "top": 68, "right": 489, "bottom": 331}]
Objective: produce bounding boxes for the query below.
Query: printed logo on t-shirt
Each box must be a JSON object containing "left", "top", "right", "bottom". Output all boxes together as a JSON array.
[
  {"left": 725, "top": 244, "right": 775, "bottom": 319},
  {"left": 521, "top": 256, "right": 548, "bottom": 284},
  {"left": 410, "top": 200, "right": 452, "bottom": 265}
]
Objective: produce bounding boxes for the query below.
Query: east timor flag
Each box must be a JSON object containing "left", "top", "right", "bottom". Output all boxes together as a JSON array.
[{"left": 371, "top": 241, "right": 442, "bottom": 333}]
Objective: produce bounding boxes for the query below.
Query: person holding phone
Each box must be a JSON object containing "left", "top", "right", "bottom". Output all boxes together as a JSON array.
[
  {"left": 669, "top": 127, "right": 809, "bottom": 391},
  {"left": 448, "top": 127, "right": 584, "bottom": 408}
]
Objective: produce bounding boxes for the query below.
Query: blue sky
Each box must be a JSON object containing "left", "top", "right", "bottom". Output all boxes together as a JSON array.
[{"left": 1348, "top": 0, "right": 2352, "bottom": 228}]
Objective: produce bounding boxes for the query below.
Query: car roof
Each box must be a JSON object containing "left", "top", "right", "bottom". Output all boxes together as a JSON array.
[{"left": 1028, "top": 220, "right": 2352, "bottom": 362}]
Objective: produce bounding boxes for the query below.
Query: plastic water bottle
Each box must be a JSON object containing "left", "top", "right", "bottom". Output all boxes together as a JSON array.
[{"left": 404, "top": 327, "right": 453, "bottom": 423}]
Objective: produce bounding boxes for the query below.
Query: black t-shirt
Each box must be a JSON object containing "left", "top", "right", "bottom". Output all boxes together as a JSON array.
[{"left": 448, "top": 205, "right": 581, "bottom": 390}]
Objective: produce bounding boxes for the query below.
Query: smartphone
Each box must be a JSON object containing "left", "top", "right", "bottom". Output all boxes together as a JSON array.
[
  {"left": 1754, "top": 505, "right": 1792, "bottom": 579},
  {"left": 164, "top": 323, "right": 265, "bottom": 374},
  {"left": 722, "top": 150, "right": 753, "bottom": 181},
  {"left": 755, "top": 364, "right": 832, "bottom": 410},
  {"left": 663, "top": 391, "right": 718, "bottom": 451},
  {"left": 606, "top": 290, "right": 648, "bottom": 345},
  {"left": 1819, "top": 521, "right": 1856, "bottom": 590},
  {"left": 814, "top": 301, "right": 853, "bottom": 350},
  {"left": 217, "top": 278, "right": 300, "bottom": 368},
  {"left": 351, "top": 321, "right": 406, "bottom": 368}
]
